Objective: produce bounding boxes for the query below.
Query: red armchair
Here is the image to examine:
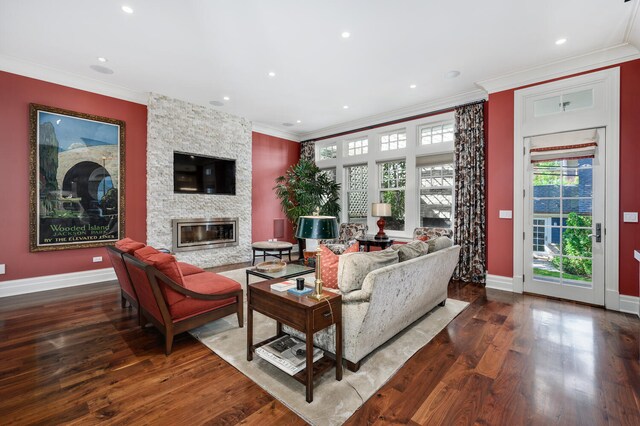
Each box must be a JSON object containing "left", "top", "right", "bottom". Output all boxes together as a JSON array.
[
  {"left": 122, "top": 253, "right": 243, "bottom": 354},
  {"left": 106, "top": 245, "right": 140, "bottom": 310}
]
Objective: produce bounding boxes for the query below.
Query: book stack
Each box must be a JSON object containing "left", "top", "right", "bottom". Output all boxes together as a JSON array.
[{"left": 255, "top": 335, "right": 323, "bottom": 375}]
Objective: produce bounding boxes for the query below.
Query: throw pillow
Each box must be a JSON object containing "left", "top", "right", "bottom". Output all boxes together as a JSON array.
[
  {"left": 390, "top": 240, "right": 429, "bottom": 262},
  {"left": 337, "top": 249, "right": 399, "bottom": 293},
  {"left": 427, "top": 236, "right": 454, "bottom": 253},
  {"left": 115, "top": 237, "right": 145, "bottom": 254},
  {"left": 133, "top": 245, "right": 160, "bottom": 260},
  {"left": 319, "top": 242, "right": 360, "bottom": 289},
  {"left": 417, "top": 235, "right": 429, "bottom": 242}
]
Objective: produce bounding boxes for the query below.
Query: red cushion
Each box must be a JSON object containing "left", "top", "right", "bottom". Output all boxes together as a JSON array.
[
  {"left": 133, "top": 245, "right": 160, "bottom": 260},
  {"left": 134, "top": 247, "right": 185, "bottom": 305},
  {"left": 169, "top": 272, "right": 241, "bottom": 321},
  {"left": 178, "top": 262, "right": 205, "bottom": 276},
  {"left": 320, "top": 242, "right": 360, "bottom": 289},
  {"left": 417, "top": 235, "right": 430, "bottom": 242},
  {"left": 115, "top": 237, "right": 145, "bottom": 254}
]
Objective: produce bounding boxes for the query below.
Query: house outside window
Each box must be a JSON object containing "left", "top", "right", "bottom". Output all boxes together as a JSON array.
[
  {"left": 379, "top": 160, "right": 406, "bottom": 231},
  {"left": 346, "top": 164, "right": 368, "bottom": 223},
  {"left": 418, "top": 161, "right": 454, "bottom": 228}
]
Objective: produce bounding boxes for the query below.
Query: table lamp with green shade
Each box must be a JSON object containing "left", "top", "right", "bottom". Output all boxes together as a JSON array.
[{"left": 295, "top": 214, "right": 339, "bottom": 300}]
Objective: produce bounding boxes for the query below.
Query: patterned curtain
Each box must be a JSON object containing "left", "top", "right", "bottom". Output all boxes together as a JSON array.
[
  {"left": 453, "top": 102, "right": 486, "bottom": 283},
  {"left": 300, "top": 141, "right": 315, "bottom": 164}
]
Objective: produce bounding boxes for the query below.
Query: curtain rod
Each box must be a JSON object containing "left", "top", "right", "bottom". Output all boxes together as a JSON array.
[{"left": 302, "top": 99, "right": 486, "bottom": 143}]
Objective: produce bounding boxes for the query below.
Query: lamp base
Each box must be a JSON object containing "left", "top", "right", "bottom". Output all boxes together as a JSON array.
[
  {"left": 375, "top": 217, "right": 387, "bottom": 239},
  {"left": 308, "top": 279, "right": 324, "bottom": 300}
]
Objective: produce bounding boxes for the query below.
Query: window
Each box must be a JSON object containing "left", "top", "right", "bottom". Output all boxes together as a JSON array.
[
  {"left": 346, "top": 165, "right": 368, "bottom": 223},
  {"left": 380, "top": 130, "right": 406, "bottom": 151},
  {"left": 533, "top": 218, "right": 546, "bottom": 252},
  {"left": 379, "top": 160, "right": 406, "bottom": 231},
  {"left": 346, "top": 138, "right": 368, "bottom": 156},
  {"left": 419, "top": 163, "right": 454, "bottom": 228},
  {"left": 318, "top": 144, "right": 337, "bottom": 160},
  {"left": 419, "top": 122, "right": 454, "bottom": 145}
]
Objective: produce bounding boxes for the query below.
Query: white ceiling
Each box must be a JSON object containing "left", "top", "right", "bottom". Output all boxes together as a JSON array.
[{"left": 1, "top": 0, "right": 639, "bottom": 140}]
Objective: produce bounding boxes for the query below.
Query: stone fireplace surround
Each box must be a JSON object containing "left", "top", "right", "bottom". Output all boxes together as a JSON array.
[{"left": 146, "top": 94, "right": 252, "bottom": 267}]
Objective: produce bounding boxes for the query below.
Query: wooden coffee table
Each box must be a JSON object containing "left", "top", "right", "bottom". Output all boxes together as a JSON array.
[{"left": 246, "top": 280, "right": 342, "bottom": 403}]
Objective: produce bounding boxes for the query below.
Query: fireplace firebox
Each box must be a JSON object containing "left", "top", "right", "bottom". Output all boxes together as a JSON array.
[{"left": 172, "top": 217, "right": 238, "bottom": 252}]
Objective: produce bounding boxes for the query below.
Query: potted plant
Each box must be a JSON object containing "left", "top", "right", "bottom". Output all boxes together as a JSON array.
[{"left": 274, "top": 159, "right": 341, "bottom": 253}]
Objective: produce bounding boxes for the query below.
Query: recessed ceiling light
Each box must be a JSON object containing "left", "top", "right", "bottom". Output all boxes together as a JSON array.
[
  {"left": 341, "top": 31, "right": 351, "bottom": 38},
  {"left": 343, "top": 105, "right": 349, "bottom": 109},
  {"left": 209, "top": 100, "right": 224, "bottom": 107},
  {"left": 97, "top": 57, "right": 108, "bottom": 63},
  {"left": 445, "top": 70, "right": 461, "bottom": 79},
  {"left": 268, "top": 71, "right": 276, "bottom": 77},
  {"left": 223, "top": 96, "right": 230, "bottom": 101},
  {"left": 90, "top": 65, "right": 114, "bottom": 74},
  {"left": 555, "top": 38, "right": 567, "bottom": 45},
  {"left": 409, "top": 84, "right": 417, "bottom": 89},
  {"left": 296, "top": 120, "right": 302, "bottom": 123},
  {"left": 121, "top": 5, "right": 133, "bottom": 14}
]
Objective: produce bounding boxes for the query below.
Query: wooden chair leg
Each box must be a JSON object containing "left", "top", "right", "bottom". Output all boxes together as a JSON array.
[
  {"left": 237, "top": 300, "right": 244, "bottom": 328},
  {"left": 165, "top": 330, "right": 174, "bottom": 355},
  {"left": 120, "top": 290, "right": 127, "bottom": 308}
]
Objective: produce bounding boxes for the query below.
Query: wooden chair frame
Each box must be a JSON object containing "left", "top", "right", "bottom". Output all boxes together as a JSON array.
[
  {"left": 122, "top": 254, "right": 243, "bottom": 354},
  {"left": 106, "top": 246, "right": 139, "bottom": 310}
]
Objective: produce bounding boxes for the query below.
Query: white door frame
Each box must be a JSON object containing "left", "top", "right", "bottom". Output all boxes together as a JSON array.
[{"left": 513, "top": 68, "right": 620, "bottom": 309}]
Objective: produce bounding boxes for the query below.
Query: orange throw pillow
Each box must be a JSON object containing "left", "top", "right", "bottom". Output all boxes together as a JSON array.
[
  {"left": 320, "top": 242, "right": 360, "bottom": 289},
  {"left": 133, "top": 245, "right": 160, "bottom": 260},
  {"left": 115, "top": 237, "right": 145, "bottom": 254},
  {"left": 417, "top": 235, "right": 429, "bottom": 242}
]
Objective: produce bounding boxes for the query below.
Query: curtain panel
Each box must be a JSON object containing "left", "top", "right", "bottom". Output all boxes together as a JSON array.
[
  {"left": 453, "top": 102, "right": 486, "bottom": 283},
  {"left": 300, "top": 141, "right": 315, "bottom": 163}
]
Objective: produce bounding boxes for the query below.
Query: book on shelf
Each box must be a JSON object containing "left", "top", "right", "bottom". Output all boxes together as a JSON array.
[{"left": 255, "top": 335, "right": 323, "bottom": 375}]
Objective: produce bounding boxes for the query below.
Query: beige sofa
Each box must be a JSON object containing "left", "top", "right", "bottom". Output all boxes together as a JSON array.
[{"left": 286, "top": 242, "right": 461, "bottom": 371}]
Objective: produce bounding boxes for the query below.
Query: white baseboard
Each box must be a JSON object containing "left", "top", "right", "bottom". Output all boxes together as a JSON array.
[
  {"left": 0, "top": 268, "right": 116, "bottom": 298},
  {"left": 485, "top": 274, "right": 514, "bottom": 292},
  {"left": 619, "top": 295, "right": 640, "bottom": 317}
]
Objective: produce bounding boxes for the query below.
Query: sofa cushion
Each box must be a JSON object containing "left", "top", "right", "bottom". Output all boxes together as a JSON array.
[
  {"left": 178, "top": 262, "right": 205, "bottom": 276},
  {"left": 390, "top": 240, "right": 429, "bottom": 262},
  {"left": 134, "top": 247, "right": 186, "bottom": 305},
  {"left": 338, "top": 249, "right": 399, "bottom": 293},
  {"left": 169, "top": 272, "right": 241, "bottom": 321},
  {"left": 320, "top": 242, "right": 360, "bottom": 289},
  {"left": 428, "top": 236, "right": 454, "bottom": 253},
  {"left": 115, "top": 237, "right": 145, "bottom": 254},
  {"left": 133, "top": 245, "right": 160, "bottom": 259}
]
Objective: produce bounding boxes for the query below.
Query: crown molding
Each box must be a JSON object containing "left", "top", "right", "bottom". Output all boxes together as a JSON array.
[
  {"left": 251, "top": 122, "right": 302, "bottom": 142},
  {"left": 477, "top": 43, "right": 640, "bottom": 94},
  {"left": 0, "top": 53, "right": 149, "bottom": 105},
  {"left": 299, "top": 89, "right": 487, "bottom": 141}
]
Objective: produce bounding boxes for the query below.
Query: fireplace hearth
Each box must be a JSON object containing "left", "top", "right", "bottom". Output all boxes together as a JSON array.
[{"left": 172, "top": 218, "right": 238, "bottom": 252}]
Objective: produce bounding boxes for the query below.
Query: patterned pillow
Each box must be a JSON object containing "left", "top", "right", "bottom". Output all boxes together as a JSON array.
[
  {"left": 319, "top": 242, "right": 360, "bottom": 289},
  {"left": 337, "top": 249, "right": 399, "bottom": 293}
]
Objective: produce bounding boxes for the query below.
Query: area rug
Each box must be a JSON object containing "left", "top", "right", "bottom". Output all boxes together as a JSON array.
[{"left": 190, "top": 268, "right": 469, "bottom": 426}]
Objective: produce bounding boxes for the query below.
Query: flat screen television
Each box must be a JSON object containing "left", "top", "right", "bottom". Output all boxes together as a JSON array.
[{"left": 174, "top": 152, "right": 236, "bottom": 195}]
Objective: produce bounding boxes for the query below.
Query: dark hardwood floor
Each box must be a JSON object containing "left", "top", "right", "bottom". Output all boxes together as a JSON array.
[{"left": 0, "top": 263, "right": 638, "bottom": 425}]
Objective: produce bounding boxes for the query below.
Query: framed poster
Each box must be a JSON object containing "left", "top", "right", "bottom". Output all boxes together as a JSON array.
[{"left": 29, "top": 104, "right": 125, "bottom": 252}]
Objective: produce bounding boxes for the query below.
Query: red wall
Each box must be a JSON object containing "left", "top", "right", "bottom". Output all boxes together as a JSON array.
[
  {"left": 0, "top": 71, "right": 147, "bottom": 282},
  {"left": 486, "top": 59, "right": 640, "bottom": 296},
  {"left": 251, "top": 132, "right": 300, "bottom": 244}
]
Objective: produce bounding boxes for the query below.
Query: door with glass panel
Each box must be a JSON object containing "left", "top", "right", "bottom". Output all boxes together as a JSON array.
[{"left": 524, "top": 128, "right": 605, "bottom": 305}]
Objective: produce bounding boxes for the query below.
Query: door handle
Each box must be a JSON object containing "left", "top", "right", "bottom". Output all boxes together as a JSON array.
[{"left": 589, "top": 223, "right": 601, "bottom": 243}]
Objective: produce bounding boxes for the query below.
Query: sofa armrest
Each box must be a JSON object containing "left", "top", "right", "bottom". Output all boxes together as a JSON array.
[{"left": 341, "top": 288, "right": 371, "bottom": 303}]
